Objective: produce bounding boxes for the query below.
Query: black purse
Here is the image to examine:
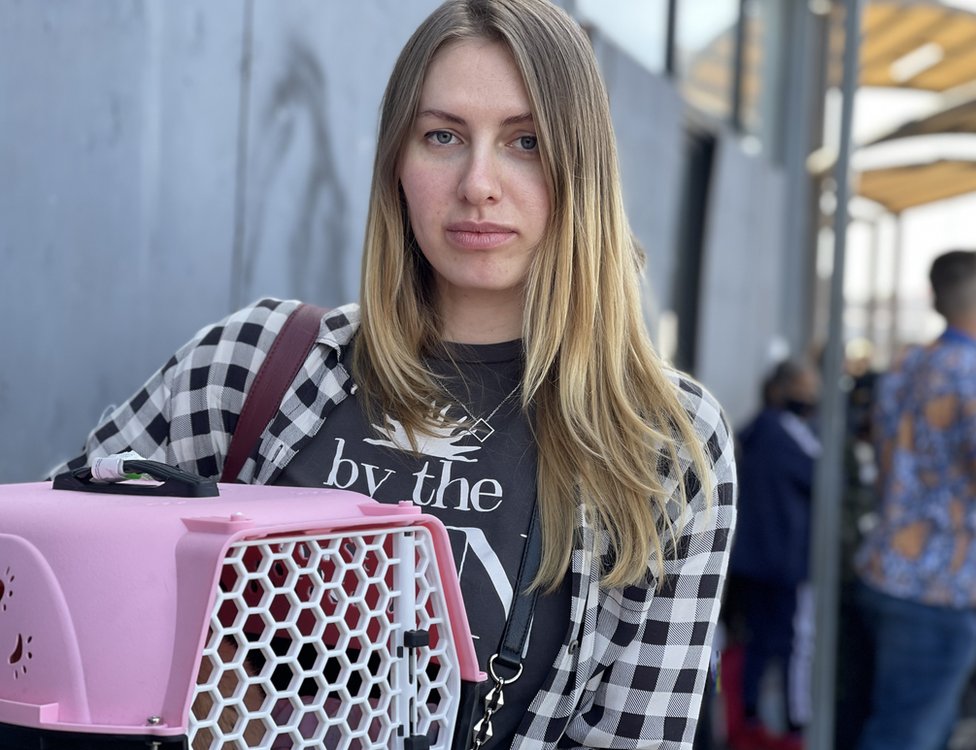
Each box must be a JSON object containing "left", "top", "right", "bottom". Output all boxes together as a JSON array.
[{"left": 451, "top": 501, "right": 542, "bottom": 749}]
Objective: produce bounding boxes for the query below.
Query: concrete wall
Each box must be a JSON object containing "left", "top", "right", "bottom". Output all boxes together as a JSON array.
[
  {"left": 0, "top": 0, "right": 439, "bottom": 481},
  {"left": 696, "top": 138, "right": 789, "bottom": 429},
  {"left": 1, "top": 3, "right": 791, "bottom": 481},
  {"left": 593, "top": 32, "right": 791, "bottom": 429},
  {"left": 590, "top": 33, "right": 686, "bottom": 324}
]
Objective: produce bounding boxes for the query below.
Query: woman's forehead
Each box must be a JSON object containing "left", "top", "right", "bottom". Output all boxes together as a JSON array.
[{"left": 419, "top": 38, "right": 532, "bottom": 117}]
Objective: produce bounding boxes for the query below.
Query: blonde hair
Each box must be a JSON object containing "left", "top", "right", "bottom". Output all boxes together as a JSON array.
[{"left": 354, "top": 0, "right": 711, "bottom": 590}]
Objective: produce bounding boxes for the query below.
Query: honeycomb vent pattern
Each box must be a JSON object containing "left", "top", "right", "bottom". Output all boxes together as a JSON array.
[{"left": 188, "top": 526, "right": 460, "bottom": 749}]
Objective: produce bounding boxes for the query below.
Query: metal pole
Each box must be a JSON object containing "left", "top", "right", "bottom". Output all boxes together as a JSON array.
[
  {"left": 229, "top": 0, "right": 255, "bottom": 311},
  {"left": 866, "top": 217, "right": 880, "bottom": 350},
  {"left": 888, "top": 212, "right": 904, "bottom": 363},
  {"left": 665, "top": 0, "right": 678, "bottom": 77},
  {"left": 730, "top": 0, "right": 748, "bottom": 131},
  {"left": 808, "top": 0, "right": 861, "bottom": 748}
]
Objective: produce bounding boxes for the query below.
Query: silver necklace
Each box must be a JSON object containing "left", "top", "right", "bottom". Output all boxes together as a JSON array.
[{"left": 449, "top": 383, "right": 520, "bottom": 443}]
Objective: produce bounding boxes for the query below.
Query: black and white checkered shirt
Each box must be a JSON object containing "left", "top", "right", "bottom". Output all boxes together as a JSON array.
[{"left": 56, "top": 298, "right": 737, "bottom": 749}]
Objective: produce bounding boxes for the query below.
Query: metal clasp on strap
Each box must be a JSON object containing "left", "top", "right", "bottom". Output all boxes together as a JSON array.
[{"left": 470, "top": 654, "right": 525, "bottom": 749}]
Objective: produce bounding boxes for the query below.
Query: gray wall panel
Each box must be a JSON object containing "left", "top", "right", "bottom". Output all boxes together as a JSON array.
[
  {"left": 139, "top": 0, "right": 243, "bottom": 328},
  {"left": 1, "top": 1, "right": 243, "bottom": 480},
  {"left": 592, "top": 32, "right": 684, "bottom": 327},
  {"left": 0, "top": 1, "right": 442, "bottom": 481},
  {"left": 696, "top": 137, "right": 788, "bottom": 429},
  {"left": 235, "top": 0, "right": 440, "bottom": 308}
]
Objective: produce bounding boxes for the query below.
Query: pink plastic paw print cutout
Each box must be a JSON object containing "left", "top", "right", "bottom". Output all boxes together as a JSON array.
[
  {"left": 1, "top": 566, "right": 33, "bottom": 678},
  {"left": 9, "top": 633, "right": 32, "bottom": 679},
  {"left": 0, "top": 566, "right": 12, "bottom": 613}
]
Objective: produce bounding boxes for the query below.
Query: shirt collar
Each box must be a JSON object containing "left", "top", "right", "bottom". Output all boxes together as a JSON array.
[
  {"left": 940, "top": 326, "right": 976, "bottom": 346},
  {"left": 318, "top": 303, "right": 361, "bottom": 351}
]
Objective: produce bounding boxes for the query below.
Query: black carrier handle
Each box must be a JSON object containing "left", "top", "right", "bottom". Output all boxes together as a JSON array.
[{"left": 53, "top": 459, "right": 219, "bottom": 498}]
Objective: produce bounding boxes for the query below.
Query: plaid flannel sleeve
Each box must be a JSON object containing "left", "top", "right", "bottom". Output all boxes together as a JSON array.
[
  {"left": 48, "top": 298, "right": 299, "bottom": 479},
  {"left": 560, "top": 376, "right": 737, "bottom": 749}
]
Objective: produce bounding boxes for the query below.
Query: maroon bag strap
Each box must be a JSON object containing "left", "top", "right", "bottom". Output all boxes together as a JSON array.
[{"left": 220, "top": 303, "right": 326, "bottom": 483}]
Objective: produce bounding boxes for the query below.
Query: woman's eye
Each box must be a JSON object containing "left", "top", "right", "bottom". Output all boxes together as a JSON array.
[
  {"left": 516, "top": 135, "right": 538, "bottom": 151},
  {"left": 428, "top": 130, "right": 457, "bottom": 145}
]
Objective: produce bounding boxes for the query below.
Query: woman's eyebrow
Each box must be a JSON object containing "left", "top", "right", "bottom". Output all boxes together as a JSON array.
[{"left": 417, "top": 108, "right": 534, "bottom": 127}]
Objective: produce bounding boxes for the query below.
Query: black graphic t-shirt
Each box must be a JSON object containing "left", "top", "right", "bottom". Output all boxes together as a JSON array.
[{"left": 276, "top": 338, "right": 571, "bottom": 747}]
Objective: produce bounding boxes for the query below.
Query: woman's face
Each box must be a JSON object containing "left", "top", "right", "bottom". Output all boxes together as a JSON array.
[{"left": 398, "top": 38, "right": 551, "bottom": 338}]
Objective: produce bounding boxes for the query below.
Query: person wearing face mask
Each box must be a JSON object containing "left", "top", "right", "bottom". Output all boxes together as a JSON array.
[{"left": 725, "top": 359, "right": 821, "bottom": 750}]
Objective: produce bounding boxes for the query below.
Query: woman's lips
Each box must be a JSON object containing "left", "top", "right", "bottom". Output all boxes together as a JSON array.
[{"left": 446, "top": 222, "right": 517, "bottom": 250}]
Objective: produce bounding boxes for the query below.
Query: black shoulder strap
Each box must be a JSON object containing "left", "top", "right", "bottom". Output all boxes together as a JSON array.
[
  {"left": 466, "top": 500, "right": 542, "bottom": 748},
  {"left": 494, "top": 501, "right": 542, "bottom": 674},
  {"left": 220, "top": 303, "right": 326, "bottom": 483}
]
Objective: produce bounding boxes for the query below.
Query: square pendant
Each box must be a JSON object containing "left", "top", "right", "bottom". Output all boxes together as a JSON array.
[{"left": 469, "top": 418, "right": 495, "bottom": 442}]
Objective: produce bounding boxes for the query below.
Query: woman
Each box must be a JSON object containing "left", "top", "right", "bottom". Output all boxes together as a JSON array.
[{"left": 56, "top": 0, "right": 737, "bottom": 747}]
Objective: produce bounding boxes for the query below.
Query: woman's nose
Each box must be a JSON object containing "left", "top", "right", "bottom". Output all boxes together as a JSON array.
[{"left": 457, "top": 147, "right": 501, "bottom": 204}]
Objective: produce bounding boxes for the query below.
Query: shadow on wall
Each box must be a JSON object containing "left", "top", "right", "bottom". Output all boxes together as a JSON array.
[{"left": 240, "top": 38, "right": 350, "bottom": 307}]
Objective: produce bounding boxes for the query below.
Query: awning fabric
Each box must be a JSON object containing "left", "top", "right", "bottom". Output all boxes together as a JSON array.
[
  {"left": 857, "top": 1, "right": 976, "bottom": 91},
  {"left": 854, "top": 158, "right": 976, "bottom": 212}
]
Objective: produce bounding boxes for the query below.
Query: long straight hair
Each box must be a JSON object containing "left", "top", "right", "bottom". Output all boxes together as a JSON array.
[{"left": 354, "top": 0, "right": 711, "bottom": 590}]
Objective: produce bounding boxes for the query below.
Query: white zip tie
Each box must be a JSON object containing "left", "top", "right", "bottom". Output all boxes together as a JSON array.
[{"left": 90, "top": 451, "right": 145, "bottom": 482}]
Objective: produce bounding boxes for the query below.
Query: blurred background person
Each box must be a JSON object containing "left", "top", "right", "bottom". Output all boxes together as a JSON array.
[
  {"left": 854, "top": 250, "right": 976, "bottom": 750},
  {"left": 726, "top": 359, "right": 822, "bottom": 750}
]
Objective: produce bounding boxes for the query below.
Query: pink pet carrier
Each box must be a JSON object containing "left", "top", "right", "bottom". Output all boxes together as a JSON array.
[{"left": 0, "top": 461, "right": 484, "bottom": 749}]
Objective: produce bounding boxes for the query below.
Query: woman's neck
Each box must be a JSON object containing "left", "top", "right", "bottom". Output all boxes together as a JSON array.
[{"left": 437, "top": 290, "right": 524, "bottom": 344}]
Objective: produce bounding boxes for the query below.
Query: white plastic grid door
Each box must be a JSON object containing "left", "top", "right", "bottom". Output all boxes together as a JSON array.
[{"left": 188, "top": 525, "right": 461, "bottom": 750}]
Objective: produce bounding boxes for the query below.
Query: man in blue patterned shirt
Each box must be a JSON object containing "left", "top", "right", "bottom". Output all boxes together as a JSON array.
[{"left": 855, "top": 250, "right": 976, "bottom": 750}]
